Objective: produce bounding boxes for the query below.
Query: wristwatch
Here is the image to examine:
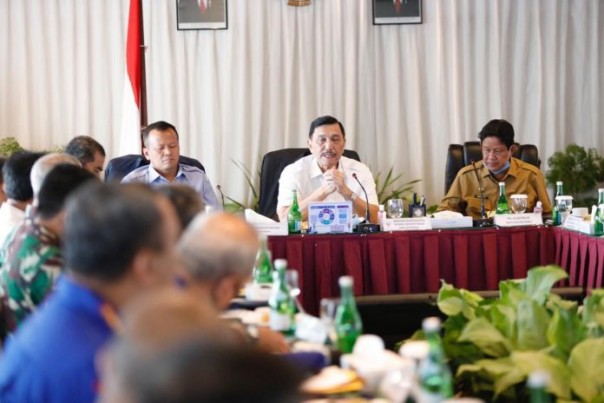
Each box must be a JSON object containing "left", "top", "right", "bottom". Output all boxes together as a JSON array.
[{"left": 349, "top": 192, "right": 357, "bottom": 202}]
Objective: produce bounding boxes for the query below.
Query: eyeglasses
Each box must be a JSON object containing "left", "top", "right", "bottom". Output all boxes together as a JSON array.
[{"left": 482, "top": 148, "right": 508, "bottom": 157}]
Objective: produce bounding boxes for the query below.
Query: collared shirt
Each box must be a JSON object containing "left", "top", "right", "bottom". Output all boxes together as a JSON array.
[
  {"left": 122, "top": 163, "right": 220, "bottom": 210},
  {"left": 0, "top": 277, "right": 114, "bottom": 403},
  {"left": 277, "top": 155, "right": 378, "bottom": 212},
  {"left": 437, "top": 157, "right": 552, "bottom": 219},
  {"left": 0, "top": 203, "right": 25, "bottom": 248},
  {"left": 0, "top": 216, "right": 62, "bottom": 334}
]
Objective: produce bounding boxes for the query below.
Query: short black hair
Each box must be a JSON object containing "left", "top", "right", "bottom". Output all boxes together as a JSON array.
[
  {"left": 37, "top": 164, "right": 97, "bottom": 220},
  {"left": 142, "top": 121, "right": 179, "bottom": 147},
  {"left": 65, "top": 136, "right": 106, "bottom": 164},
  {"left": 156, "top": 184, "right": 204, "bottom": 230},
  {"left": 64, "top": 183, "right": 167, "bottom": 282},
  {"left": 308, "top": 115, "right": 346, "bottom": 138},
  {"left": 478, "top": 119, "right": 515, "bottom": 149},
  {"left": 2, "top": 151, "right": 45, "bottom": 201}
]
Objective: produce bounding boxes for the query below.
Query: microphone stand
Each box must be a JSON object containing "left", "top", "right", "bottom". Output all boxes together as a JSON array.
[
  {"left": 471, "top": 161, "right": 493, "bottom": 227},
  {"left": 216, "top": 185, "right": 226, "bottom": 210},
  {"left": 352, "top": 173, "right": 380, "bottom": 233}
]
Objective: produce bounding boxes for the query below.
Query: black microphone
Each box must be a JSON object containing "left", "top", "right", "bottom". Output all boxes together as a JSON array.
[
  {"left": 471, "top": 161, "right": 492, "bottom": 227},
  {"left": 352, "top": 173, "right": 380, "bottom": 233},
  {"left": 216, "top": 184, "right": 225, "bottom": 210}
]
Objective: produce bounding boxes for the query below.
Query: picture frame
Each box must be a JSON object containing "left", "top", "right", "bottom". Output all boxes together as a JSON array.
[
  {"left": 176, "top": 0, "right": 228, "bottom": 30},
  {"left": 372, "top": 0, "right": 422, "bottom": 25}
]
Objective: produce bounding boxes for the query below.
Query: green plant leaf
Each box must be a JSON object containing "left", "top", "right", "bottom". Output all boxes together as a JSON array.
[
  {"left": 521, "top": 266, "right": 568, "bottom": 305},
  {"left": 509, "top": 351, "right": 571, "bottom": 400},
  {"left": 546, "top": 302, "right": 585, "bottom": 360},
  {"left": 458, "top": 317, "right": 512, "bottom": 358},
  {"left": 568, "top": 338, "right": 604, "bottom": 402},
  {"left": 582, "top": 290, "right": 604, "bottom": 337},
  {"left": 499, "top": 279, "right": 526, "bottom": 306},
  {"left": 488, "top": 304, "right": 516, "bottom": 341},
  {"left": 437, "top": 282, "right": 483, "bottom": 320},
  {"left": 515, "top": 299, "right": 550, "bottom": 351}
]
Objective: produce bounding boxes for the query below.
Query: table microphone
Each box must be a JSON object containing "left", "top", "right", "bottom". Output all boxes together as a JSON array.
[
  {"left": 471, "top": 161, "right": 492, "bottom": 227},
  {"left": 216, "top": 184, "right": 225, "bottom": 210},
  {"left": 352, "top": 173, "right": 380, "bottom": 233}
]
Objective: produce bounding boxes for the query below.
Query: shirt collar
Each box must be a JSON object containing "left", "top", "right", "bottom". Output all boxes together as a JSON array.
[{"left": 148, "top": 164, "right": 183, "bottom": 183}]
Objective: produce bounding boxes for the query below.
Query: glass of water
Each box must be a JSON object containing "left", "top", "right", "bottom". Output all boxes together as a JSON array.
[
  {"left": 510, "top": 194, "right": 528, "bottom": 214},
  {"left": 387, "top": 198, "right": 404, "bottom": 218}
]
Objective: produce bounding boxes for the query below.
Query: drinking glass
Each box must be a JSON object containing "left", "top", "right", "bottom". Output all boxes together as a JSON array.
[
  {"left": 387, "top": 199, "right": 404, "bottom": 219},
  {"left": 510, "top": 194, "right": 528, "bottom": 214},
  {"left": 319, "top": 298, "right": 338, "bottom": 345},
  {"left": 286, "top": 269, "right": 304, "bottom": 313},
  {"left": 556, "top": 196, "right": 573, "bottom": 224}
]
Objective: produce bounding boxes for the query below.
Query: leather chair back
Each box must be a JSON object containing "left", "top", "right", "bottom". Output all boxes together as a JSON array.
[
  {"left": 105, "top": 154, "right": 205, "bottom": 182},
  {"left": 444, "top": 141, "right": 541, "bottom": 194},
  {"left": 257, "top": 148, "right": 361, "bottom": 220}
]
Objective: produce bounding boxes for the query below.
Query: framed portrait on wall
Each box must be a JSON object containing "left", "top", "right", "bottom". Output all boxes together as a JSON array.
[
  {"left": 176, "top": 0, "right": 228, "bottom": 30},
  {"left": 373, "top": 0, "right": 422, "bottom": 25}
]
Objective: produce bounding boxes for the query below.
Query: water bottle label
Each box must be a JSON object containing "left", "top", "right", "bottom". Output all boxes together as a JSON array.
[{"left": 269, "top": 311, "right": 292, "bottom": 331}]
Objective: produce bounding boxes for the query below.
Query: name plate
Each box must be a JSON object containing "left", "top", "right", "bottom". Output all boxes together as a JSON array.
[
  {"left": 562, "top": 215, "right": 595, "bottom": 235},
  {"left": 431, "top": 217, "right": 473, "bottom": 229},
  {"left": 382, "top": 217, "right": 432, "bottom": 231},
  {"left": 250, "top": 221, "right": 288, "bottom": 236},
  {"left": 493, "top": 213, "right": 543, "bottom": 227}
]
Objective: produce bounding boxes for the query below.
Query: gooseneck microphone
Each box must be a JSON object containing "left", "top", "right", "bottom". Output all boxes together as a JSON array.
[
  {"left": 216, "top": 184, "right": 225, "bottom": 210},
  {"left": 352, "top": 173, "right": 380, "bottom": 233},
  {"left": 471, "top": 161, "right": 492, "bottom": 227}
]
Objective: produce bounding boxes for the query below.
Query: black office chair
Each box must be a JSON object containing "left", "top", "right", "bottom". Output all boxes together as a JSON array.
[
  {"left": 257, "top": 148, "right": 361, "bottom": 220},
  {"left": 444, "top": 141, "right": 541, "bottom": 195},
  {"left": 104, "top": 154, "right": 205, "bottom": 182}
]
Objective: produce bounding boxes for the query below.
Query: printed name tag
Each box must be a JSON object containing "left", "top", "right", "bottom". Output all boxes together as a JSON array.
[
  {"left": 493, "top": 213, "right": 543, "bottom": 227},
  {"left": 562, "top": 215, "right": 595, "bottom": 235},
  {"left": 382, "top": 217, "right": 432, "bottom": 231}
]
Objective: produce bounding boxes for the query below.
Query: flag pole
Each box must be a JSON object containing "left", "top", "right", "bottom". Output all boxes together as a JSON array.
[{"left": 139, "top": 0, "right": 148, "bottom": 151}]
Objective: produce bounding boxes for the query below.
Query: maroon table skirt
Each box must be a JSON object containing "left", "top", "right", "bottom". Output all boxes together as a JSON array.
[{"left": 269, "top": 226, "right": 556, "bottom": 314}]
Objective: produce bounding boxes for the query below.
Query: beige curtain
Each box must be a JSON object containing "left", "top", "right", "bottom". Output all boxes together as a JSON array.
[{"left": 1, "top": 0, "right": 603, "bottom": 206}]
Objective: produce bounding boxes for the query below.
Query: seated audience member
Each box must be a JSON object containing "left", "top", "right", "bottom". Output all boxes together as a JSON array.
[
  {"left": 0, "top": 157, "right": 6, "bottom": 204},
  {"left": 30, "top": 152, "right": 81, "bottom": 204},
  {"left": 0, "top": 165, "right": 96, "bottom": 333},
  {"left": 178, "top": 213, "right": 290, "bottom": 354},
  {"left": 437, "top": 119, "right": 552, "bottom": 219},
  {"left": 277, "top": 115, "right": 378, "bottom": 223},
  {"left": 0, "top": 151, "right": 44, "bottom": 247},
  {"left": 121, "top": 121, "right": 220, "bottom": 210},
  {"left": 0, "top": 183, "right": 181, "bottom": 403},
  {"left": 100, "top": 289, "right": 303, "bottom": 403},
  {"left": 156, "top": 183, "right": 205, "bottom": 231},
  {"left": 65, "top": 135, "right": 106, "bottom": 178}
]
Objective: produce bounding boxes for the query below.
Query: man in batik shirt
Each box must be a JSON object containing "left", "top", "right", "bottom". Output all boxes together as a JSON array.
[{"left": 0, "top": 165, "right": 95, "bottom": 335}]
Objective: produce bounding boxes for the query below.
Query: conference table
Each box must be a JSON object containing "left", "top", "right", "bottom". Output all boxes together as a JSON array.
[{"left": 268, "top": 226, "right": 604, "bottom": 314}]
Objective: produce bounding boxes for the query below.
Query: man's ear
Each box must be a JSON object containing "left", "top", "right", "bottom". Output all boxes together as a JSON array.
[
  {"left": 142, "top": 147, "right": 150, "bottom": 161},
  {"left": 130, "top": 248, "right": 155, "bottom": 285},
  {"left": 510, "top": 143, "right": 519, "bottom": 155},
  {"left": 212, "top": 276, "right": 238, "bottom": 311},
  {"left": 307, "top": 137, "right": 313, "bottom": 150}
]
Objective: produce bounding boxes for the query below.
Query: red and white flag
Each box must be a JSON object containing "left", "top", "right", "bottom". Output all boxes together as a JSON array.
[{"left": 119, "top": 0, "right": 142, "bottom": 155}]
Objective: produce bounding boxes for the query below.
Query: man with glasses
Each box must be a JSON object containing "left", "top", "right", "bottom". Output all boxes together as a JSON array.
[{"left": 437, "top": 119, "right": 551, "bottom": 219}]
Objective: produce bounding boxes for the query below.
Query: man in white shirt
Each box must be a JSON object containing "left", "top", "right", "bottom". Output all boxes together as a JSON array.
[
  {"left": 0, "top": 151, "right": 44, "bottom": 247},
  {"left": 277, "top": 115, "right": 378, "bottom": 223}
]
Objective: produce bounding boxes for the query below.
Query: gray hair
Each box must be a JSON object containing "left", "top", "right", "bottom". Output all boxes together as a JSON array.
[
  {"left": 178, "top": 213, "right": 259, "bottom": 282},
  {"left": 30, "top": 152, "right": 81, "bottom": 197}
]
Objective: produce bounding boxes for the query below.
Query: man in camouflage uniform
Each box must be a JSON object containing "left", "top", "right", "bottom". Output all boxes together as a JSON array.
[{"left": 0, "top": 165, "right": 95, "bottom": 335}]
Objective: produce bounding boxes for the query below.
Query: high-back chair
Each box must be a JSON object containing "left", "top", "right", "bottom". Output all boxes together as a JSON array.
[
  {"left": 104, "top": 154, "right": 205, "bottom": 182},
  {"left": 444, "top": 141, "right": 540, "bottom": 194},
  {"left": 257, "top": 148, "right": 361, "bottom": 220}
]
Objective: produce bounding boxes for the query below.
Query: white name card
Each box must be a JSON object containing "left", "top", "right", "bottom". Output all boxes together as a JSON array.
[
  {"left": 493, "top": 213, "right": 543, "bottom": 227},
  {"left": 431, "top": 217, "right": 474, "bottom": 229},
  {"left": 382, "top": 217, "right": 432, "bottom": 231},
  {"left": 562, "top": 215, "right": 595, "bottom": 235},
  {"left": 250, "top": 221, "right": 288, "bottom": 236}
]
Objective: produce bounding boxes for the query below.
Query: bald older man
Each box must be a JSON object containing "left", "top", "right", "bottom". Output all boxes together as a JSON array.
[{"left": 178, "top": 213, "right": 289, "bottom": 354}]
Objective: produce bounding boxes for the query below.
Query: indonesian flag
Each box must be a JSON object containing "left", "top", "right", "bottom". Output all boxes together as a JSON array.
[{"left": 119, "top": 0, "right": 142, "bottom": 155}]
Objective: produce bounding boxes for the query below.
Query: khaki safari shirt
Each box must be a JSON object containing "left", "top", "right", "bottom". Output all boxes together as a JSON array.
[{"left": 437, "top": 157, "right": 552, "bottom": 220}]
